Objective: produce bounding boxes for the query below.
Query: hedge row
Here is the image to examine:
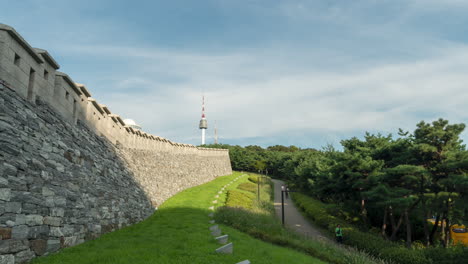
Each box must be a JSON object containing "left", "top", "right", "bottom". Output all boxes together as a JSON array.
[{"left": 292, "top": 193, "right": 432, "bottom": 264}]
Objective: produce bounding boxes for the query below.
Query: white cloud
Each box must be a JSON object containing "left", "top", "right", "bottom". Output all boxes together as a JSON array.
[{"left": 57, "top": 41, "right": 468, "bottom": 147}]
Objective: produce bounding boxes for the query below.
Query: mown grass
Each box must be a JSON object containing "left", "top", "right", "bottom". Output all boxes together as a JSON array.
[
  {"left": 31, "top": 172, "right": 324, "bottom": 264},
  {"left": 215, "top": 175, "right": 388, "bottom": 264}
]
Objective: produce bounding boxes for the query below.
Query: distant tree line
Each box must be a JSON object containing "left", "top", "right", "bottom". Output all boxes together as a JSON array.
[{"left": 203, "top": 119, "right": 468, "bottom": 248}]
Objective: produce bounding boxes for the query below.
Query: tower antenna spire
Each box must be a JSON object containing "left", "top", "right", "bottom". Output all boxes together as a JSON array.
[{"left": 199, "top": 95, "right": 208, "bottom": 145}]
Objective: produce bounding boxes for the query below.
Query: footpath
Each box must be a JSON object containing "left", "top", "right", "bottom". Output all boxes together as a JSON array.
[{"left": 272, "top": 179, "right": 330, "bottom": 242}]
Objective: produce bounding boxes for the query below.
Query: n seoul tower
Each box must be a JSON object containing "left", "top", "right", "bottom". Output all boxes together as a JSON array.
[{"left": 199, "top": 96, "right": 208, "bottom": 145}]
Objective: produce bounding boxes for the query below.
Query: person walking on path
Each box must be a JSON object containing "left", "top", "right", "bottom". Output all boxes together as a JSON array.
[
  {"left": 335, "top": 224, "right": 343, "bottom": 243},
  {"left": 285, "top": 186, "right": 289, "bottom": 198}
]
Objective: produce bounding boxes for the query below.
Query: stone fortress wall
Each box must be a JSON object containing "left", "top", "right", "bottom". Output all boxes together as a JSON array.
[{"left": 0, "top": 24, "right": 232, "bottom": 263}]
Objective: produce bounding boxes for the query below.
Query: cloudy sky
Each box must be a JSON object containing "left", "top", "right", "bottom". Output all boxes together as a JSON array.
[{"left": 3, "top": 0, "right": 468, "bottom": 148}]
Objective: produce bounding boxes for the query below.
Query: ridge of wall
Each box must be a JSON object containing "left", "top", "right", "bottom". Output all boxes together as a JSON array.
[
  {"left": 0, "top": 23, "right": 228, "bottom": 157},
  {"left": 0, "top": 24, "right": 232, "bottom": 264}
]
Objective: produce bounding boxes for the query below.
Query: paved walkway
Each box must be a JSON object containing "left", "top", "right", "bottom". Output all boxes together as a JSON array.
[{"left": 272, "top": 179, "right": 330, "bottom": 242}]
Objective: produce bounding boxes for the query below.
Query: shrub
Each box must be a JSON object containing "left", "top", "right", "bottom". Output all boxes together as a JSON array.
[
  {"left": 423, "top": 246, "right": 468, "bottom": 264},
  {"left": 291, "top": 193, "right": 435, "bottom": 264},
  {"left": 238, "top": 182, "right": 257, "bottom": 193},
  {"left": 225, "top": 189, "right": 254, "bottom": 209},
  {"left": 248, "top": 175, "right": 259, "bottom": 183},
  {"left": 380, "top": 247, "right": 430, "bottom": 264}
]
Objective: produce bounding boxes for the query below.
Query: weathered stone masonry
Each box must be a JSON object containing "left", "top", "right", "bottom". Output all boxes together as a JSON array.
[{"left": 0, "top": 24, "right": 232, "bottom": 263}]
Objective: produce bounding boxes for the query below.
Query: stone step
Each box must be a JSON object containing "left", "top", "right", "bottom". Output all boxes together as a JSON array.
[
  {"left": 215, "top": 242, "right": 233, "bottom": 254},
  {"left": 215, "top": 234, "right": 228, "bottom": 244}
]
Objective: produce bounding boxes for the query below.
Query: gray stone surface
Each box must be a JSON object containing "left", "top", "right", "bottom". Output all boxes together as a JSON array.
[
  {"left": 11, "top": 226, "right": 29, "bottom": 240},
  {"left": 14, "top": 250, "right": 34, "bottom": 264},
  {"left": 0, "top": 255, "right": 14, "bottom": 264},
  {"left": 210, "top": 229, "right": 221, "bottom": 237},
  {"left": 0, "top": 25, "right": 233, "bottom": 263},
  {"left": 209, "top": 225, "right": 219, "bottom": 232},
  {"left": 215, "top": 242, "right": 233, "bottom": 254},
  {"left": 46, "top": 239, "right": 60, "bottom": 253},
  {"left": 215, "top": 234, "right": 228, "bottom": 244},
  {"left": 236, "top": 260, "right": 251, "bottom": 264}
]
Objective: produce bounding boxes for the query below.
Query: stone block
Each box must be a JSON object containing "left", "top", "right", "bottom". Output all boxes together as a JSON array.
[
  {"left": 49, "top": 227, "right": 63, "bottom": 237},
  {"left": 0, "top": 228, "right": 11, "bottom": 240},
  {"left": 0, "top": 188, "right": 11, "bottom": 201},
  {"left": 11, "top": 225, "right": 29, "bottom": 239},
  {"left": 43, "top": 216, "right": 62, "bottom": 226},
  {"left": 41, "top": 187, "right": 55, "bottom": 196},
  {"left": 209, "top": 220, "right": 215, "bottom": 224},
  {"left": 0, "top": 239, "right": 29, "bottom": 254},
  {"left": 218, "top": 191, "right": 222, "bottom": 194},
  {"left": 212, "top": 200, "right": 217, "bottom": 204},
  {"left": 25, "top": 215, "right": 43, "bottom": 226},
  {"left": 14, "top": 215, "right": 26, "bottom": 225},
  {"left": 215, "top": 234, "right": 229, "bottom": 244},
  {"left": 30, "top": 239, "right": 47, "bottom": 256},
  {"left": 28, "top": 225, "right": 49, "bottom": 239},
  {"left": 209, "top": 225, "right": 219, "bottom": 232},
  {"left": 208, "top": 213, "right": 214, "bottom": 218},
  {"left": 0, "top": 177, "right": 8, "bottom": 187},
  {"left": 0, "top": 255, "right": 14, "bottom": 264},
  {"left": 4, "top": 202, "right": 21, "bottom": 213},
  {"left": 46, "top": 239, "right": 60, "bottom": 253},
  {"left": 50, "top": 208, "right": 65, "bottom": 217},
  {"left": 215, "top": 195, "right": 219, "bottom": 198},
  {"left": 236, "top": 260, "right": 251, "bottom": 264},
  {"left": 54, "top": 196, "right": 66, "bottom": 207},
  {"left": 211, "top": 229, "right": 221, "bottom": 237},
  {"left": 208, "top": 206, "right": 214, "bottom": 211},
  {"left": 14, "top": 249, "right": 34, "bottom": 264},
  {"left": 62, "top": 236, "right": 77, "bottom": 247},
  {"left": 215, "top": 242, "right": 233, "bottom": 254}
]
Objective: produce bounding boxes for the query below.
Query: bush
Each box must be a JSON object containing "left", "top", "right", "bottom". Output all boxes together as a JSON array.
[
  {"left": 423, "top": 246, "right": 468, "bottom": 264},
  {"left": 291, "top": 193, "right": 434, "bottom": 264},
  {"left": 248, "top": 175, "right": 260, "bottom": 183},
  {"left": 380, "top": 247, "right": 430, "bottom": 264},
  {"left": 238, "top": 182, "right": 257, "bottom": 193},
  {"left": 225, "top": 189, "right": 255, "bottom": 209}
]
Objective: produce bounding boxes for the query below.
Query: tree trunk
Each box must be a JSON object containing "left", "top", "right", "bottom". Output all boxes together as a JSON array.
[
  {"left": 390, "top": 214, "right": 404, "bottom": 241},
  {"left": 405, "top": 210, "right": 412, "bottom": 248},
  {"left": 440, "top": 211, "right": 447, "bottom": 247},
  {"left": 443, "top": 215, "right": 451, "bottom": 248},
  {"left": 429, "top": 212, "right": 440, "bottom": 246},
  {"left": 421, "top": 199, "right": 430, "bottom": 246},
  {"left": 390, "top": 199, "right": 420, "bottom": 241},
  {"left": 360, "top": 197, "right": 368, "bottom": 226},
  {"left": 381, "top": 207, "right": 389, "bottom": 239}
]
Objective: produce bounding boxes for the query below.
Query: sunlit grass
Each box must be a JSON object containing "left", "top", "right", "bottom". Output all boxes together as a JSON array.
[{"left": 32, "top": 172, "right": 324, "bottom": 264}]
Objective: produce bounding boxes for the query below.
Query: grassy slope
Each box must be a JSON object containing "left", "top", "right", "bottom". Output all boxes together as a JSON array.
[
  {"left": 215, "top": 175, "right": 388, "bottom": 264},
  {"left": 32, "top": 172, "right": 324, "bottom": 264}
]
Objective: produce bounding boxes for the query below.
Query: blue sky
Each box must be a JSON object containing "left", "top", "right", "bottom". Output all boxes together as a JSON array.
[{"left": 3, "top": 0, "right": 468, "bottom": 148}]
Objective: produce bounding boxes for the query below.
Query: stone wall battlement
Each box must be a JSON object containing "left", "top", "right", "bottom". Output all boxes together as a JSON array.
[
  {"left": 0, "top": 23, "right": 227, "bottom": 157},
  {"left": 0, "top": 24, "right": 232, "bottom": 264}
]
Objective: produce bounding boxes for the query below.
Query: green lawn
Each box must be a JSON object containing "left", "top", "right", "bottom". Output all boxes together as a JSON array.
[{"left": 32, "top": 172, "right": 325, "bottom": 264}]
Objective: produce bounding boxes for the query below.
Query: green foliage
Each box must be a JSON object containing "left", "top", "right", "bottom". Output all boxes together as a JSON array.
[
  {"left": 33, "top": 172, "right": 326, "bottom": 264},
  {"left": 208, "top": 119, "right": 468, "bottom": 250},
  {"left": 423, "top": 246, "right": 468, "bottom": 264},
  {"left": 225, "top": 189, "right": 255, "bottom": 209},
  {"left": 299, "top": 193, "right": 468, "bottom": 264},
  {"left": 237, "top": 182, "right": 257, "bottom": 193},
  {"left": 215, "top": 177, "right": 385, "bottom": 264}
]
